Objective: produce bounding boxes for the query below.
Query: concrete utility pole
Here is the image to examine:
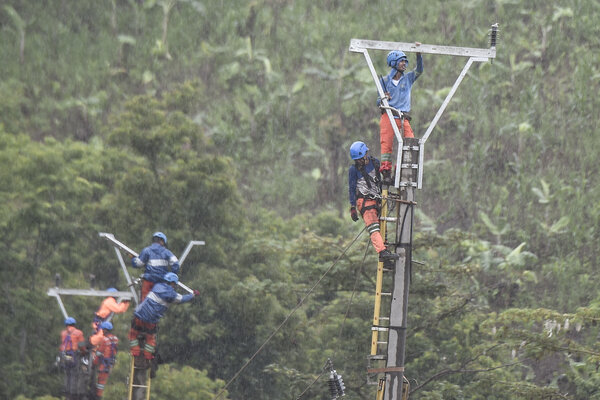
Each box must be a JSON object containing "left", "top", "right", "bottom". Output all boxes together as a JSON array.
[{"left": 349, "top": 24, "right": 498, "bottom": 400}]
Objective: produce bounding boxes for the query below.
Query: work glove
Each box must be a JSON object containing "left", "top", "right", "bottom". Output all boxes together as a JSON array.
[
  {"left": 350, "top": 206, "right": 359, "bottom": 222},
  {"left": 193, "top": 289, "right": 200, "bottom": 297}
]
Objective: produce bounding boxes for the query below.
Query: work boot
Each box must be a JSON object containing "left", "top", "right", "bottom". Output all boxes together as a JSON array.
[
  {"left": 379, "top": 249, "right": 399, "bottom": 262},
  {"left": 379, "top": 161, "right": 393, "bottom": 186},
  {"left": 381, "top": 169, "right": 393, "bottom": 186}
]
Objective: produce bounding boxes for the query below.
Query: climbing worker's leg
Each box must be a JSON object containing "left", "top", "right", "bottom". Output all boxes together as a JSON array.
[
  {"left": 95, "top": 367, "right": 110, "bottom": 398},
  {"left": 400, "top": 118, "right": 414, "bottom": 138},
  {"left": 357, "top": 198, "right": 386, "bottom": 253},
  {"left": 380, "top": 115, "right": 415, "bottom": 185},
  {"left": 143, "top": 328, "right": 157, "bottom": 360},
  {"left": 379, "top": 114, "right": 395, "bottom": 171},
  {"left": 129, "top": 319, "right": 142, "bottom": 357},
  {"left": 140, "top": 279, "right": 154, "bottom": 301}
]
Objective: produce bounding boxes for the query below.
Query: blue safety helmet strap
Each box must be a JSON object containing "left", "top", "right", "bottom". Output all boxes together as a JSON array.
[
  {"left": 350, "top": 141, "right": 369, "bottom": 160},
  {"left": 164, "top": 272, "right": 179, "bottom": 283},
  {"left": 387, "top": 50, "right": 409, "bottom": 68},
  {"left": 65, "top": 317, "right": 76, "bottom": 325},
  {"left": 152, "top": 231, "right": 167, "bottom": 245},
  {"left": 100, "top": 321, "right": 113, "bottom": 330}
]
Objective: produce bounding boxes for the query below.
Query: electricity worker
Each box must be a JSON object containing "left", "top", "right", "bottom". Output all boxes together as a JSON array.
[
  {"left": 128, "top": 272, "right": 199, "bottom": 363},
  {"left": 378, "top": 46, "right": 423, "bottom": 184},
  {"left": 89, "top": 321, "right": 118, "bottom": 399},
  {"left": 131, "top": 231, "right": 180, "bottom": 301},
  {"left": 59, "top": 317, "right": 87, "bottom": 400},
  {"left": 348, "top": 141, "right": 399, "bottom": 262},
  {"left": 91, "top": 287, "right": 130, "bottom": 333}
]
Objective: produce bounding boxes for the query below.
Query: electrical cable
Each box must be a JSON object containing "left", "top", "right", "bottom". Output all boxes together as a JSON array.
[{"left": 214, "top": 225, "right": 368, "bottom": 400}]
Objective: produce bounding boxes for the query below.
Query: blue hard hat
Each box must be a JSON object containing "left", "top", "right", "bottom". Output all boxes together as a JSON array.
[
  {"left": 164, "top": 272, "right": 179, "bottom": 283},
  {"left": 64, "top": 317, "right": 76, "bottom": 325},
  {"left": 350, "top": 141, "right": 369, "bottom": 160},
  {"left": 106, "top": 287, "right": 118, "bottom": 293},
  {"left": 100, "top": 321, "right": 113, "bottom": 330},
  {"left": 152, "top": 231, "right": 167, "bottom": 245},
  {"left": 387, "top": 50, "right": 409, "bottom": 68}
]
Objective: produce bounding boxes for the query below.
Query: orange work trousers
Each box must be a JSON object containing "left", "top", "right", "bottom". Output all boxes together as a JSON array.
[
  {"left": 357, "top": 198, "right": 385, "bottom": 253},
  {"left": 94, "top": 369, "right": 111, "bottom": 398},
  {"left": 140, "top": 279, "right": 154, "bottom": 301},
  {"left": 380, "top": 114, "right": 414, "bottom": 163},
  {"left": 129, "top": 318, "right": 157, "bottom": 360}
]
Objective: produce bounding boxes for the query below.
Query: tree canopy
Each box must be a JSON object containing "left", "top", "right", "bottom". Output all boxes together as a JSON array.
[{"left": 1, "top": 0, "right": 599, "bottom": 399}]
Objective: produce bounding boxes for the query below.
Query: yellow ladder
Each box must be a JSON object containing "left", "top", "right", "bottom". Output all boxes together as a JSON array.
[
  {"left": 367, "top": 187, "right": 397, "bottom": 383},
  {"left": 128, "top": 355, "right": 151, "bottom": 400}
]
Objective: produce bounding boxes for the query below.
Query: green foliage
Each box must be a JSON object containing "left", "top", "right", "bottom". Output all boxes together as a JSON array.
[{"left": 1, "top": 0, "right": 600, "bottom": 399}]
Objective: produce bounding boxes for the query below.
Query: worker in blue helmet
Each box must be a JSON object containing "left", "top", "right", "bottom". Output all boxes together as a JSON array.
[
  {"left": 128, "top": 273, "right": 199, "bottom": 363},
  {"left": 89, "top": 321, "right": 119, "bottom": 398},
  {"left": 348, "top": 141, "right": 400, "bottom": 263},
  {"left": 131, "top": 231, "right": 180, "bottom": 301},
  {"left": 91, "top": 287, "right": 130, "bottom": 333},
  {"left": 377, "top": 44, "right": 424, "bottom": 184},
  {"left": 59, "top": 317, "right": 87, "bottom": 399}
]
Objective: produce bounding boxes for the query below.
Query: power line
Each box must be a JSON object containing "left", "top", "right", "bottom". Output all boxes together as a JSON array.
[{"left": 214, "top": 226, "right": 367, "bottom": 400}]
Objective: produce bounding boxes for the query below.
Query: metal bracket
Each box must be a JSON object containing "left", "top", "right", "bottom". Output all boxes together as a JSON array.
[
  {"left": 348, "top": 26, "right": 498, "bottom": 189},
  {"left": 98, "top": 232, "right": 204, "bottom": 295},
  {"left": 47, "top": 287, "right": 134, "bottom": 320}
]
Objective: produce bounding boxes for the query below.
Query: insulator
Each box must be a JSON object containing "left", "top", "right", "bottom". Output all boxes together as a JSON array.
[
  {"left": 328, "top": 372, "right": 338, "bottom": 399},
  {"left": 335, "top": 374, "right": 345, "bottom": 396},
  {"left": 489, "top": 23, "right": 499, "bottom": 48}
]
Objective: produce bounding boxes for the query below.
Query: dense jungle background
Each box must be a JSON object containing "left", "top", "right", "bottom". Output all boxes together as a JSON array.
[{"left": 1, "top": 0, "right": 599, "bottom": 399}]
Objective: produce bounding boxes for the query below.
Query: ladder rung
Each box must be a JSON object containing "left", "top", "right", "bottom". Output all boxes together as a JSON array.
[
  {"left": 377, "top": 341, "right": 388, "bottom": 345},
  {"left": 379, "top": 317, "right": 390, "bottom": 321},
  {"left": 402, "top": 145, "right": 419, "bottom": 151},
  {"left": 371, "top": 326, "right": 389, "bottom": 332},
  {"left": 131, "top": 384, "right": 150, "bottom": 388},
  {"left": 400, "top": 163, "right": 419, "bottom": 169},
  {"left": 381, "top": 292, "right": 392, "bottom": 296},
  {"left": 367, "top": 354, "right": 387, "bottom": 360},
  {"left": 398, "top": 182, "right": 418, "bottom": 187},
  {"left": 380, "top": 217, "right": 397, "bottom": 222}
]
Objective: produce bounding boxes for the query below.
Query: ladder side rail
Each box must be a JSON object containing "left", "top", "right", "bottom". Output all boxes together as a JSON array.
[
  {"left": 350, "top": 39, "right": 496, "bottom": 59},
  {"left": 358, "top": 48, "right": 405, "bottom": 168},
  {"left": 371, "top": 192, "right": 389, "bottom": 355}
]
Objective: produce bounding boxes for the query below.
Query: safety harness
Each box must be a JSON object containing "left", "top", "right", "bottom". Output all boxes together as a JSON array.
[
  {"left": 356, "top": 156, "right": 382, "bottom": 215},
  {"left": 96, "top": 335, "right": 118, "bottom": 371},
  {"left": 61, "top": 331, "right": 77, "bottom": 367}
]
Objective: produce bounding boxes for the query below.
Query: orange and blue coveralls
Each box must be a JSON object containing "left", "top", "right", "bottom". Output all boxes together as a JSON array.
[
  {"left": 129, "top": 282, "right": 194, "bottom": 360},
  {"left": 92, "top": 296, "right": 130, "bottom": 332},
  {"left": 60, "top": 326, "right": 85, "bottom": 360},
  {"left": 90, "top": 330, "right": 118, "bottom": 398},
  {"left": 348, "top": 156, "right": 385, "bottom": 253},
  {"left": 378, "top": 54, "right": 423, "bottom": 165}
]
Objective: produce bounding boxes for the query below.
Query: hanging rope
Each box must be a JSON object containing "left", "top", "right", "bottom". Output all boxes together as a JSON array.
[{"left": 214, "top": 225, "right": 368, "bottom": 400}]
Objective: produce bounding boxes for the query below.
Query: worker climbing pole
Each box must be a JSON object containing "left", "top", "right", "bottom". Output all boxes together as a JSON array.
[
  {"left": 98, "top": 232, "right": 203, "bottom": 400},
  {"left": 349, "top": 24, "right": 499, "bottom": 400},
  {"left": 48, "top": 232, "right": 204, "bottom": 400}
]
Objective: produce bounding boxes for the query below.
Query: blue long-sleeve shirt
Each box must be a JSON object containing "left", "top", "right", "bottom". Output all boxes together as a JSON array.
[
  {"left": 378, "top": 53, "right": 423, "bottom": 113},
  {"left": 133, "top": 282, "right": 194, "bottom": 324},
  {"left": 131, "top": 242, "right": 180, "bottom": 283}
]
